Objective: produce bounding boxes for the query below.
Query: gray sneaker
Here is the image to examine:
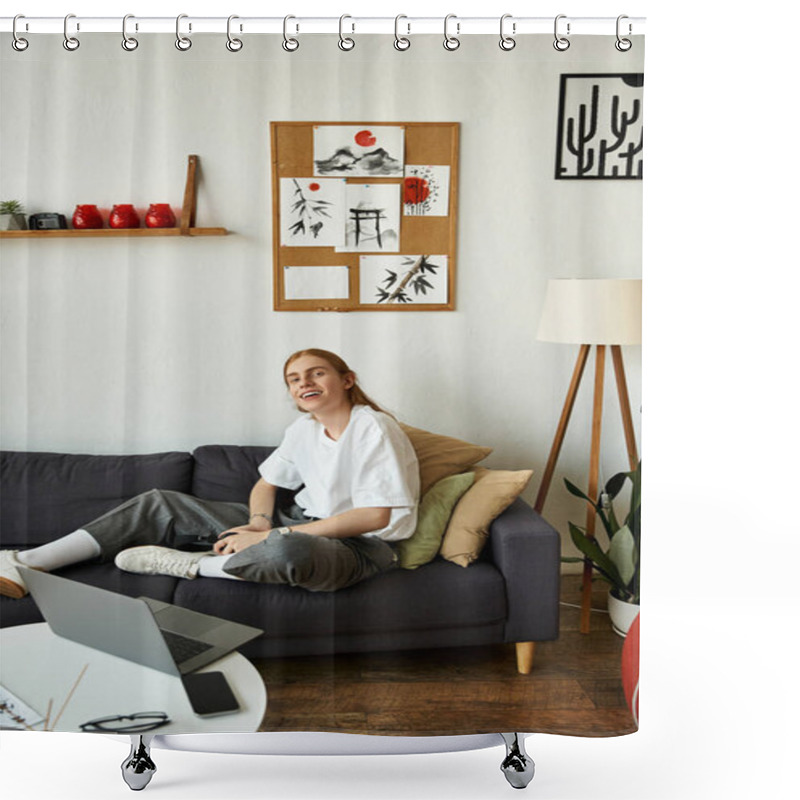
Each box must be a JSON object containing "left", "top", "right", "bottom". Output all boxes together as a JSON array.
[
  {"left": 0, "top": 550, "right": 30, "bottom": 599},
  {"left": 114, "top": 546, "right": 211, "bottom": 579}
]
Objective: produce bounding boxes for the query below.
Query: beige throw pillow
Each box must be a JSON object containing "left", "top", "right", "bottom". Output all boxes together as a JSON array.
[
  {"left": 439, "top": 467, "right": 534, "bottom": 567},
  {"left": 399, "top": 423, "right": 492, "bottom": 496}
]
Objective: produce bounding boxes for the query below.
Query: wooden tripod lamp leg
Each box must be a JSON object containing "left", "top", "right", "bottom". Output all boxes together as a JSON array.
[
  {"left": 534, "top": 345, "right": 591, "bottom": 514},
  {"left": 611, "top": 345, "right": 639, "bottom": 471},
  {"left": 581, "top": 345, "right": 606, "bottom": 634}
]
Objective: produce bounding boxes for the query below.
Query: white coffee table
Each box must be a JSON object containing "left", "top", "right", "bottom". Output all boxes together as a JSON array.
[{"left": 0, "top": 622, "right": 267, "bottom": 734}]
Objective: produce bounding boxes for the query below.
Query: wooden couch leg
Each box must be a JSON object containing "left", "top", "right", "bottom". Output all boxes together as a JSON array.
[{"left": 515, "top": 642, "right": 536, "bottom": 674}]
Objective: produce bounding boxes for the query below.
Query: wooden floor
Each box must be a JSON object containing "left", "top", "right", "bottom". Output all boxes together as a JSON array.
[{"left": 253, "top": 575, "right": 636, "bottom": 738}]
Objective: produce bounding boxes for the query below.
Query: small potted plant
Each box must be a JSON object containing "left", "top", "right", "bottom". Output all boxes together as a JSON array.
[
  {"left": 563, "top": 461, "right": 641, "bottom": 636},
  {"left": 0, "top": 200, "right": 27, "bottom": 231}
]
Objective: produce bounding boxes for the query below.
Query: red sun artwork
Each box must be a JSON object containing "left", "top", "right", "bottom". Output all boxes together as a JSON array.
[
  {"left": 354, "top": 130, "right": 377, "bottom": 147},
  {"left": 308, "top": 183, "right": 320, "bottom": 192},
  {"left": 403, "top": 177, "right": 430, "bottom": 205}
]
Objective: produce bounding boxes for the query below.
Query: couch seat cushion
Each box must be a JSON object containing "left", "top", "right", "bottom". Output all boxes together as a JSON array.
[{"left": 173, "top": 559, "right": 506, "bottom": 641}]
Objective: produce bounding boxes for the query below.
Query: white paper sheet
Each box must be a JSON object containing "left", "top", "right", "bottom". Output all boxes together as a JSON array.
[
  {"left": 338, "top": 184, "right": 400, "bottom": 253},
  {"left": 403, "top": 165, "right": 451, "bottom": 216},
  {"left": 283, "top": 266, "right": 350, "bottom": 301},
  {"left": 359, "top": 255, "right": 448, "bottom": 305},
  {"left": 280, "top": 178, "right": 346, "bottom": 247},
  {"left": 314, "top": 126, "right": 405, "bottom": 177}
]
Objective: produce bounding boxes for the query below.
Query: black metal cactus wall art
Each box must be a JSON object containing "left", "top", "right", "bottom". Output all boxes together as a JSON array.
[{"left": 556, "top": 73, "right": 644, "bottom": 179}]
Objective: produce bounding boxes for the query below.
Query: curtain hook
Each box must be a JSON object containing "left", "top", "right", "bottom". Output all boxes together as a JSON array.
[
  {"left": 63, "top": 13, "right": 80, "bottom": 51},
  {"left": 615, "top": 14, "right": 632, "bottom": 51},
  {"left": 443, "top": 14, "right": 460, "bottom": 51},
  {"left": 499, "top": 14, "right": 516, "bottom": 51},
  {"left": 175, "top": 14, "right": 192, "bottom": 51},
  {"left": 283, "top": 15, "right": 299, "bottom": 51},
  {"left": 12, "top": 15, "right": 29, "bottom": 52},
  {"left": 338, "top": 14, "right": 355, "bottom": 51},
  {"left": 394, "top": 15, "right": 410, "bottom": 51},
  {"left": 226, "top": 15, "right": 243, "bottom": 51},
  {"left": 553, "top": 14, "right": 570, "bottom": 51},
  {"left": 122, "top": 14, "right": 139, "bottom": 51}
]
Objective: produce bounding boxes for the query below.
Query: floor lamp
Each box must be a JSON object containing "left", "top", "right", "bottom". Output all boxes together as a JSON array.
[{"left": 534, "top": 279, "right": 641, "bottom": 634}]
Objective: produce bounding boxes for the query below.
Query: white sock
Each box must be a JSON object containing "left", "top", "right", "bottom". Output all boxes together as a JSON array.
[
  {"left": 197, "top": 553, "right": 243, "bottom": 580},
  {"left": 18, "top": 530, "right": 102, "bottom": 571}
]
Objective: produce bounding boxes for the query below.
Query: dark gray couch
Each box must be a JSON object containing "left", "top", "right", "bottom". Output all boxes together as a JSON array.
[{"left": 0, "top": 445, "right": 560, "bottom": 672}]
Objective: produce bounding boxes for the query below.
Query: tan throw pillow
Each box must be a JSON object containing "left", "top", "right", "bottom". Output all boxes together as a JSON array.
[
  {"left": 439, "top": 467, "right": 534, "bottom": 567},
  {"left": 399, "top": 423, "right": 492, "bottom": 496}
]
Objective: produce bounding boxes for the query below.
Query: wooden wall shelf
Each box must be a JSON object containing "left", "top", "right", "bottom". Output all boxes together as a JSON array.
[{"left": 0, "top": 156, "right": 228, "bottom": 240}]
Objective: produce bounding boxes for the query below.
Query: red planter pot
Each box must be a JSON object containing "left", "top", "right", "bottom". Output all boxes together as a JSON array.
[
  {"left": 109, "top": 204, "right": 141, "bottom": 229},
  {"left": 72, "top": 204, "right": 103, "bottom": 229},
  {"left": 145, "top": 204, "right": 177, "bottom": 229}
]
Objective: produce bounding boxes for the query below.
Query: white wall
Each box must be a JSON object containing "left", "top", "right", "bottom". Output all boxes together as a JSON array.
[{"left": 0, "top": 33, "right": 643, "bottom": 555}]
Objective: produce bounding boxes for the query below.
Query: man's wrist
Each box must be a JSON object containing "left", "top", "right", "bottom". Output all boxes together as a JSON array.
[{"left": 249, "top": 512, "right": 273, "bottom": 525}]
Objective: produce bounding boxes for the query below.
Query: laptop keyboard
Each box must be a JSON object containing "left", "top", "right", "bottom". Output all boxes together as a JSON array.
[{"left": 161, "top": 629, "right": 214, "bottom": 663}]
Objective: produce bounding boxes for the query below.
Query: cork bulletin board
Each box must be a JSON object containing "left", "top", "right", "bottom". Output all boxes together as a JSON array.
[{"left": 270, "top": 121, "right": 459, "bottom": 311}]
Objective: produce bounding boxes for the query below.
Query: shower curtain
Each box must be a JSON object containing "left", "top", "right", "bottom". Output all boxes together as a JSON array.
[{"left": 0, "top": 20, "right": 643, "bottom": 753}]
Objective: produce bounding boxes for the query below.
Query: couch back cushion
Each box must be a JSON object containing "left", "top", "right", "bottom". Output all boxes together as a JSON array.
[
  {"left": 0, "top": 450, "right": 193, "bottom": 548},
  {"left": 191, "top": 445, "right": 274, "bottom": 503}
]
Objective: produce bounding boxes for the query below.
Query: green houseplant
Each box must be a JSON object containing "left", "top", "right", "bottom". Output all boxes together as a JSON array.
[
  {"left": 0, "top": 200, "right": 27, "bottom": 231},
  {"left": 563, "top": 461, "right": 641, "bottom": 634}
]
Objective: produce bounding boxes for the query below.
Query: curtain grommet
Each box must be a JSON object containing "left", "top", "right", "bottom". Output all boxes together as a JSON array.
[
  {"left": 226, "top": 15, "right": 243, "bottom": 52},
  {"left": 12, "top": 15, "right": 29, "bottom": 51},
  {"left": 499, "top": 14, "right": 516, "bottom": 51},
  {"left": 338, "top": 15, "right": 355, "bottom": 51},
  {"left": 553, "top": 14, "right": 570, "bottom": 51},
  {"left": 63, "top": 14, "right": 80, "bottom": 51},
  {"left": 443, "top": 14, "right": 460, "bottom": 51},
  {"left": 615, "top": 15, "right": 633, "bottom": 51},
  {"left": 282, "top": 15, "right": 299, "bottom": 52},
  {"left": 121, "top": 14, "right": 139, "bottom": 51},
  {"left": 394, "top": 15, "right": 410, "bottom": 51},
  {"left": 175, "top": 14, "right": 192, "bottom": 51}
]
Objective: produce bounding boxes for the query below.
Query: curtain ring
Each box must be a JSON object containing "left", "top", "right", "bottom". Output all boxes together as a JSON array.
[
  {"left": 226, "top": 15, "right": 243, "bottom": 51},
  {"left": 499, "top": 14, "right": 516, "bottom": 51},
  {"left": 615, "top": 15, "right": 632, "bottom": 51},
  {"left": 553, "top": 14, "right": 570, "bottom": 51},
  {"left": 122, "top": 14, "right": 139, "bottom": 51},
  {"left": 394, "top": 15, "right": 410, "bottom": 51},
  {"left": 12, "top": 15, "right": 29, "bottom": 52},
  {"left": 443, "top": 14, "right": 460, "bottom": 51},
  {"left": 338, "top": 15, "right": 355, "bottom": 50},
  {"left": 283, "top": 15, "right": 299, "bottom": 51},
  {"left": 175, "top": 14, "right": 192, "bottom": 51},
  {"left": 63, "top": 14, "right": 80, "bottom": 51}
]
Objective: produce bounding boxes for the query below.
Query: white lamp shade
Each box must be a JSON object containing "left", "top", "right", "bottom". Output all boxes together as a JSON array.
[{"left": 536, "top": 279, "right": 642, "bottom": 345}]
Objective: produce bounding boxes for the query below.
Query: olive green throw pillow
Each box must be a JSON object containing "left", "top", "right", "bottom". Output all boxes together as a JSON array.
[{"left": 396, "top": 472, "right": 476, "bottom": 569}]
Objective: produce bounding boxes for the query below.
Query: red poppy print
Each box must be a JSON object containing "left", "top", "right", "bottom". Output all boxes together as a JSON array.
[
  {"left": 308, "top": 183, "right": 320, "bottom": 192},
  {"left": 403, "top": 177, "right": 430, "bottom": 206}
]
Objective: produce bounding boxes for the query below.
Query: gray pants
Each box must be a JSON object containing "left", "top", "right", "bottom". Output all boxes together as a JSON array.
[{"left": 84, "top": 489, "right": 397, "bottom": 592}]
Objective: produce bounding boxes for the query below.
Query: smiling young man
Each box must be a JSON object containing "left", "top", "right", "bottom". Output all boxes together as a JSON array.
[{"left": 0, "top": 349, "right": 420, "bottom": 597}]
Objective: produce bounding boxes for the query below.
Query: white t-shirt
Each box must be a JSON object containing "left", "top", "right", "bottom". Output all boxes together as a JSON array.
[{"left": 258, "top": 405, "right": 419, "bottom": 542}]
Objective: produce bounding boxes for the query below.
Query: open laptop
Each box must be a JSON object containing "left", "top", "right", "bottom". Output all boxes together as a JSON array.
[{"left": 20, "top": 567, "right": 263, "bottom": 676}]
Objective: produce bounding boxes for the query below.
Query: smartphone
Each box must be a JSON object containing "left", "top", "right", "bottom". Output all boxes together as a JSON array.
[{"left": 181, "top": 671, "right": 240, "bottom": 717}]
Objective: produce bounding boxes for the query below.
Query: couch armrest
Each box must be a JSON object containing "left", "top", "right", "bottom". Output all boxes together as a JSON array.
[{"left": 490, "top": 498, "right": 560, "bottom": 642}]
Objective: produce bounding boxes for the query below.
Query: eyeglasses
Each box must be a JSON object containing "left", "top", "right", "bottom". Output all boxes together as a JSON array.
[{"left": 79, "top": 711, "right": 170, "bottom": 733}]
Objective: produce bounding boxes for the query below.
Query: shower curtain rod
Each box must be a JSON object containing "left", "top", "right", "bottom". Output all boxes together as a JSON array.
[{"left": 1, "top": 16, "right": 645, "bottom": 37}]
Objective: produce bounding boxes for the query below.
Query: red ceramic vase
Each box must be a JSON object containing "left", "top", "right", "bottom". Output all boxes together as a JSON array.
[
  {"left": 145, "top": 204, "right": 177, "bottom": 229},
  {"left": 109, "top": 204, "right": 140, "bottom": 229},
  {"left": 72, "top": 204, "right": 103, "bottom": 229}
]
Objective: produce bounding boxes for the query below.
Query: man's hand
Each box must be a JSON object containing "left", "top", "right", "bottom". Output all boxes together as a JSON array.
[{"left": 213, "top": 526, "right": 271, "bottom": 555}]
